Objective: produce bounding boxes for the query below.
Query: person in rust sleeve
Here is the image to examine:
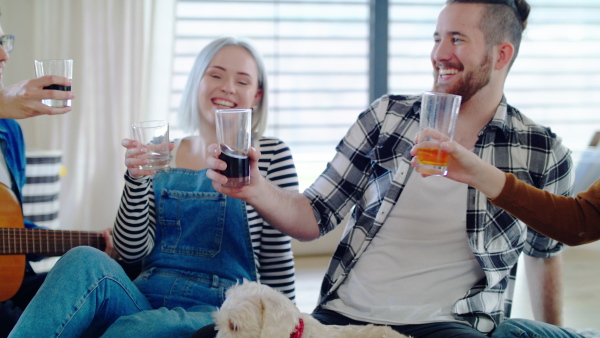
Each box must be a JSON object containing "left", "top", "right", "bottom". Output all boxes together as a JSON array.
[{"left": 411, "top": 129, "right": 600, "bottom": 246}]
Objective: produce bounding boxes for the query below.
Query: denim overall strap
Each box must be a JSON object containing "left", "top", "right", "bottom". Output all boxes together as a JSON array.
[{"left": 137, "top": 168, "right": 257, "bottom": 309}]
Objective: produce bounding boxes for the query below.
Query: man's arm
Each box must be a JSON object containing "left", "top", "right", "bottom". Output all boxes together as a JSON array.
[
  {"left": 0, "top": 76, "right": 74, "bottom": 119},
  {"left": 524, "top": 254, "right": 564, "bottom": 325},
  {"left": 207, "top": 145, "right": 321, "bottom": 241}
]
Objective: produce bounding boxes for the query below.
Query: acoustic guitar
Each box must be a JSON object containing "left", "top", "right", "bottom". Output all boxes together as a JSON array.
[{"left": 0, "top": 183, "right": 105, "bottom": 301}]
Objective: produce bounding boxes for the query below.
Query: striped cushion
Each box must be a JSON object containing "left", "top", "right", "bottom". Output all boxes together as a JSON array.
[{"left": 23, "top": 150, "right": 62, "bottom": 230}]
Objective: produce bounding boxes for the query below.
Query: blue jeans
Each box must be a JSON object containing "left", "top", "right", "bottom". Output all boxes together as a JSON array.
[
  {"left": 101, "top": 305, "right": 217, "bottom": 338},
  {"left": 491, "top": 319, "right": 585, "bottom": 338},
  {"left": 9, "top": 248, "right": 219, "bottom": 338},
  {"left": 312, "top": 308, "right": 488, "bottom": 337},
  {"left": 9, "top": 247, "right": 153, "bottom": 337}
]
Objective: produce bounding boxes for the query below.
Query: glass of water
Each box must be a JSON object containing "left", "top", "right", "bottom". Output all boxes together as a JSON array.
[{"left": 131, "top": 120, "right": 170, "bottom": 171}]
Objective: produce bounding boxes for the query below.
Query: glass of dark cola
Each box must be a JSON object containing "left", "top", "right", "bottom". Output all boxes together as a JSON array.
[{"left": 215, "top": 108, "right": 252, "bottom": 187}]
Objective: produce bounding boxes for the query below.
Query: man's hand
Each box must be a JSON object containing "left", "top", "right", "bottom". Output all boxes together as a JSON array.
[
  {"left": 206, "top": 143, "right": 321, "bottom": 241},
  {"left": 206, "top": 144, "right": 264, "bottom": 202},
  {"left": 0, "top": 75, "right": 75, "bottom": 119}
]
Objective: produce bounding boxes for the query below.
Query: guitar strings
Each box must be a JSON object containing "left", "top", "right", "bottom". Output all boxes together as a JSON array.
[{"left": 0, "top": 229, "right": 105, "bottom": 255}]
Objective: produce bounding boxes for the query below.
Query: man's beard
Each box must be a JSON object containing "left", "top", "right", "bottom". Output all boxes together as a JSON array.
[{"left": 432, "top": 50, "right": 493, "bottom": 103}]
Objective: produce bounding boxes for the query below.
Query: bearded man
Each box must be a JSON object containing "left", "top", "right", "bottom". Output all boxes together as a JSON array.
[{"left": 203, "top": 1, "right": 572, "bottom": 337}]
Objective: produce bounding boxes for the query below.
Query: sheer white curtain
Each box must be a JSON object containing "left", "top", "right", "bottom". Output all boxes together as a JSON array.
[{"left": 8, "top": 0, "right": 174, "bottom": 231}]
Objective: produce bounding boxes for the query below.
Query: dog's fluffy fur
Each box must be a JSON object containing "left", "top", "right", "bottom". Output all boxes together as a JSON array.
[{"left": 213, "top": 280, "right": 409, "bottom": 338}]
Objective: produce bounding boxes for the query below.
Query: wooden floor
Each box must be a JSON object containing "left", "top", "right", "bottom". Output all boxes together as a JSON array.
[{"left": 294, "top": 243, "right": 600, "bottom": 330}]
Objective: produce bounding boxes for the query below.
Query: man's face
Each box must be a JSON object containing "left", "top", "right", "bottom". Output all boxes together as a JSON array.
[{"left": 430, "top": 3, "right": 494, "bottom": 103}]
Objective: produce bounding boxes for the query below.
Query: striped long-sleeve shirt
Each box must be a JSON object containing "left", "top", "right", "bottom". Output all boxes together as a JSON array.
[{"left": 113, "top": 136, "right": 299, "bottom": 300}]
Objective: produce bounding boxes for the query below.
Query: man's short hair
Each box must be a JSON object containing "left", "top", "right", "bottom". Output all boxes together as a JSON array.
[{"left": 446, "top": 0, "right": 531, "bottom": 69}]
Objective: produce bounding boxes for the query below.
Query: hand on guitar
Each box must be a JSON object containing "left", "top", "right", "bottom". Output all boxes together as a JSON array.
[
  {"left": 102, "top": 228, "right": 119, "bottom": 260},
  {"left": 1, "top": 183, "right": 117, "bottom": 301}
]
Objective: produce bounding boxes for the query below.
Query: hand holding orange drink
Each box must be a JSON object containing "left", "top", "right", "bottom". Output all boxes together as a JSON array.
[{"left": 415, "top": 92, "right": 461, "bottom": 176}]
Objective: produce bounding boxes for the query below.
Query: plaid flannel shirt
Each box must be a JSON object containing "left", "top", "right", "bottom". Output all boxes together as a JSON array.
[{"left": 303, "top": 94, "right": 573, "bottom": 333}]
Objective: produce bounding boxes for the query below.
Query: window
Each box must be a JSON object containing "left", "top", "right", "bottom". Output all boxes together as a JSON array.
[{"left": 172, "top": 0, "right": 600, "bottom": 190}]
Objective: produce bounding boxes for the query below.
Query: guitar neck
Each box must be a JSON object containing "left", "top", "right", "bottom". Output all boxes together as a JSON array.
[{"left": 0, "top": 228, "right": 106, "bottom": 256}]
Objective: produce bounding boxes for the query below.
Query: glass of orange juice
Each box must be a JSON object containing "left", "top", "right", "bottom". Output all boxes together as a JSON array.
[{"left": 416, "top": 91, "right": 461, "bottom": 176}]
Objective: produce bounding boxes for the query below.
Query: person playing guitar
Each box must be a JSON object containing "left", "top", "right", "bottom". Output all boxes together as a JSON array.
[{"left": 0, "top": 19, "right": 136, "bottom": 337}]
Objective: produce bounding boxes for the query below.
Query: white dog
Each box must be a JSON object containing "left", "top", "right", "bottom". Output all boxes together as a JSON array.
[{"left": 213, "top": 280, "right": 409, "bottom": 338}]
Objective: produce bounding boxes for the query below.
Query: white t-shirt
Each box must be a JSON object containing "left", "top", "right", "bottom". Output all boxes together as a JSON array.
[{"left": 323, "top": 172, "right": 485, "bottom": 325}]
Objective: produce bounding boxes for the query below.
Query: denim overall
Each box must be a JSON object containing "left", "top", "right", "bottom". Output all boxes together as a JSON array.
[
  {"left": 134, "top": 168, "right": 258, "bottom": 309},
  {"left": 101, "top": 169, "right": 260, "bottom": 337}
]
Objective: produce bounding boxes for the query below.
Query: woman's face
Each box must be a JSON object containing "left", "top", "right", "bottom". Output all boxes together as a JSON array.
[{"left": 197, "top": 45, "right": 262, "bottom": 127}]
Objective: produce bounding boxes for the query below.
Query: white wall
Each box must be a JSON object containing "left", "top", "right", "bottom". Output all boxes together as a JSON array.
[
  {"left": 1, "top": 0, "right": 175, "bottom": 231},
  {"left": 1, "top": 1, "right": 35, "bottom": 90}
]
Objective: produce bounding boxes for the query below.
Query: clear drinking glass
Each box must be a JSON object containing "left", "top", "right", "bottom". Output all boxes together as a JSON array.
[
  {"left": 131, "top": 120, "right": 170, "bottom": 171},
  {"left": 34, "top": 59, "right": 73, "bottom": 108},
  {"left": 416, "top": 91, "right": 461, "bottom": 176},
  {"left": 215, "top": 108, "right": 252, "bottom": 187}
]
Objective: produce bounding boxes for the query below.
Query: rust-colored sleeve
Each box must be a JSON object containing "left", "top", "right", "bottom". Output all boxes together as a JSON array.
[{"left": 490, "top": 173, "right": 600, "bottom": 246}]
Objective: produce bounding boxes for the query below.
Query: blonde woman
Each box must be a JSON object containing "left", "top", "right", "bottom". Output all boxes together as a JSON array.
[{"left": 10, "top": 37, "right": 298, "bottom": 337}]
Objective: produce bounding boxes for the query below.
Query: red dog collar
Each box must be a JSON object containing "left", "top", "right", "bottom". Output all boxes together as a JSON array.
[{"left": 290, "top": 318, "right": 304, "bottom": 338}]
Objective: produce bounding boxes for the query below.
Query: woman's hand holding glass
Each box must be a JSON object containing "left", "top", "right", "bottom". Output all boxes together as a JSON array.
[{"left": 121, "top": 138, "right": 175, "bottom": 178}]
